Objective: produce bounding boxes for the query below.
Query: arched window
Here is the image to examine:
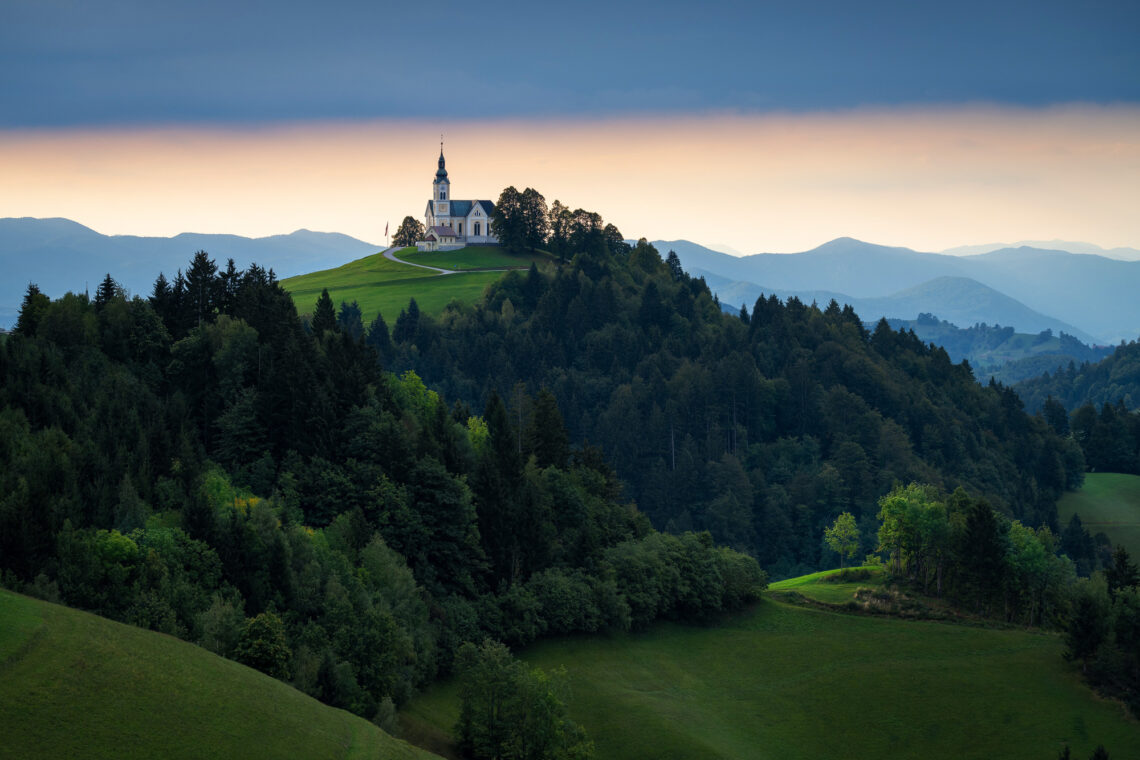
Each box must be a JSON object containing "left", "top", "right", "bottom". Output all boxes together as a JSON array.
[{"left": 474, "top": 221, "right": 481, "bottom": 236}]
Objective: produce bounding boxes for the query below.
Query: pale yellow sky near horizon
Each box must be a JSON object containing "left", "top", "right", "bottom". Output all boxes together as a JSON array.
[{"left": 2, "top": 105, "right": 1138, "bottom": 254}]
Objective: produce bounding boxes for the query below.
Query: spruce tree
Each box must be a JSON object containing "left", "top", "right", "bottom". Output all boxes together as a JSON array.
[
  {"left": 14, "top": 283, "right": 50, "bottom": 336},
  {"left": 94, "top": 273, "right": 118, "bottom": 311},
  {"left": 311, "top": 288, "right": 338, "bottom": 336}
]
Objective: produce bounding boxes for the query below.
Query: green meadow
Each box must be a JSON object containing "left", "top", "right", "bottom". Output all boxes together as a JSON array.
[
  {"left": 0, "top": 590, "right": 441, "bottom": 760},
  {"left": 280, "top": 245, "right": 547, "bottom": 325},
  {"left": 767, "top": 566, "right": 885, "bottom": 604},
  {"left": 1058, "top": 473, "right": 1140, "bottom": 558},
  {"left": 401, "top": 590, "right": 1139, "bottom": 760},
  {"left": 400, "top": 245, "right": 550, "bottom": 271}
]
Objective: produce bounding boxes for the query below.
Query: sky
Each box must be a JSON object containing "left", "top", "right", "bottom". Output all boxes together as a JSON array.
[{"left": 2, "top": 0, "right": 1138, "bottom": 253}]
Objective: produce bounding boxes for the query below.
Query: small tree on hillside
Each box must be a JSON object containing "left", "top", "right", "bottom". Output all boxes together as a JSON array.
[
  {"left": 311, "top": 288, "right": 338, "bottom": 336},
  {"left": 824, "top": 512, "right": 859, "bottom": 568},
  {"left": 393, "top": 216, "right": 424, "bottom": 247}
]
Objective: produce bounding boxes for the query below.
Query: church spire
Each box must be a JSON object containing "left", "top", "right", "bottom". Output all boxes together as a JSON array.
[{"left": 435, "top": 137, "right": 448, "bottom": 181}]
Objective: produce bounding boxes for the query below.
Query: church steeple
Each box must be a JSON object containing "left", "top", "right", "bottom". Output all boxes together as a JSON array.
[{"left": 433, "top": 138, "right": 450, "bottom": 204}]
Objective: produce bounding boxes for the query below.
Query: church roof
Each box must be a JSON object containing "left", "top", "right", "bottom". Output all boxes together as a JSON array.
[
  {"left": 429, "top": 225, "right": 458, "bottom": 238},
  {"left": 428, "top": 199, "right": 496, "bottom": 218}
]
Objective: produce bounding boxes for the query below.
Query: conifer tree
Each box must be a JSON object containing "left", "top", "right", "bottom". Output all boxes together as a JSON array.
[
  {"left": 366, "top": 312, "right": 392, "bottom": 360},
  {"left": 525, "top": 389, "right": 570, "bottom": 469},
  {"left": 311, "top": 288, "right": 338, "bottom": 337},
  {"left": 14, "top": 283, "right": 50, "bottom": 336},
  {"left": 93, "top": 273, "right": 118, "bottom": 311}
]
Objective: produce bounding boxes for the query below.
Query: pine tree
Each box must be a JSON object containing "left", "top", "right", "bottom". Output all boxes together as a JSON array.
[
  {"left": 311, "top": 289, "right": 338, "bottom": 337},
  {"left": 185, "top": 251, "right": 219, "bottom": 328},
  {"left": 337, "top": 300, "right": 364, "bottom": 340},
  {"left": 14, "top": 283, "right": 50, "bottom": 336},
  {"left": 525, "top": 389, "right": 570, "bottom": 469},
  {"left": 94, "top": 273, "right": 119, "bottom": 311},
  {"left": 1106, "top": 545, "right": 1139, "bottom": 598},
  {"left": 366, "top": 312, "right": 392, "bottom": 360},
  {"left": 392, "top": 298, "right": 420, "bottom": 343}
]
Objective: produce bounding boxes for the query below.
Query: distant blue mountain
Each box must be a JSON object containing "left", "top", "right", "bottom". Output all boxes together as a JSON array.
[
  {"left": 0, "top": 218, "right": 380, "bottom": 327},
  {"left": 656, "top": 238, "right": 1140, "bottom": 343},
  {"left": 700, "top": 270, "right": 1098, "bottom": 345}
]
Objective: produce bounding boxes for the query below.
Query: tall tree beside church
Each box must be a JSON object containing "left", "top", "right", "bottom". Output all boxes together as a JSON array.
[
  {"left": 491, "top": 186, "right": 526, "bottom": 254},
  {"left": 393, "top": 216, "right": 425, "bottom": 247},
  {"left": 519, "top": 187, "right": 549, "bottom": 252}
]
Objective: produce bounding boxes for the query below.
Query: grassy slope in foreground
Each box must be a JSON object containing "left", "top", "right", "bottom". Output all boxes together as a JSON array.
[
  {"left": 402, "top": 594, "right": 1139, "bottom": 760},
  {"left": 281, "top": 246, "right": 538, "bottom": 324},
  {"left": 0, "top": 590, "right": 441, "bottom": 760},
  {"left": 1058, "top": 472, "right": 1140, "bottom": 559}
]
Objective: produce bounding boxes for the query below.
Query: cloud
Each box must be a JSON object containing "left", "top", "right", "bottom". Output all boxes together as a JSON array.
[
  {"left": 1, "top": 105, "right": 1137, "bottom": 253},
  {"left": 2, "top": 1, "right": 1138, "bottom": 126}
]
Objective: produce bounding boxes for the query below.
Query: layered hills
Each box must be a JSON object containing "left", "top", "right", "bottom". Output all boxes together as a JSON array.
[
  {"left": 660, "top": 238, "right": 1140, "bottom": 343},
  {"left": 0, "top": 217, "right": 379, "bottom": 328}
]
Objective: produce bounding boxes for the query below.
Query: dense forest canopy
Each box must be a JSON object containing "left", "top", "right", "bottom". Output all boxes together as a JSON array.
[
  {"left": 380, "top": 227, "right": 1082, "bottom": 578},
  {"left": 1016, "top": 339, "right": 1140, "bottom": 413},
  {"left": 0, "top": 255, "right": 763, "bottom": 727}
]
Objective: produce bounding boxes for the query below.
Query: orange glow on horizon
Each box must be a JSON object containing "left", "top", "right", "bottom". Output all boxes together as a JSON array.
[{"left": 1, "top": 106, "right": 1138, "bottom": 254}]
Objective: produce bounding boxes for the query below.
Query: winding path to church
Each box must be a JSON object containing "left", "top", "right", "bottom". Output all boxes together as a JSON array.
[{"left": 382, "top": 246, "right": 458, "bottom": 274}]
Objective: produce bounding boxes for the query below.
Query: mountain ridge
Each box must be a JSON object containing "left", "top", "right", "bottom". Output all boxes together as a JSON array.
[
  {"left": 0, "top": 217, "right": 380, "bottom": 327},
  {"left": 658, "top": 238, "right": 1140, "bottom": 343}
]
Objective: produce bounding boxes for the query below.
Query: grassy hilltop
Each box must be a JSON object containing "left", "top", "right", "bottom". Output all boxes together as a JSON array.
[
  {"left": 281, "top": 245, "right": 548, "bottom": 323},
  {"left": 402, "top": 578, "right": 1140, "bottom": 760},
  {"left": 0, "top": 590, "right": 441, "bottom": 760}
]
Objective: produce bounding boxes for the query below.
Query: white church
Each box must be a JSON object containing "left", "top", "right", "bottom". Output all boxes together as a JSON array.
[{"left": 416, "top": 146, "right": 498, "bottom": 251}]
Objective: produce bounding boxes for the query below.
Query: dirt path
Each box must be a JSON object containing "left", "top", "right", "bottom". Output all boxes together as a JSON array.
[{"left": 382, "top": 246, "right": 457, "bottom": 274}]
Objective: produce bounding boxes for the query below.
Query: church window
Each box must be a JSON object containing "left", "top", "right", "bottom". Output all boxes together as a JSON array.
[
  {"left": 458, "top": 222, "right": 464, "bottom": 235},
  {"left": 474, "top": 221, "right": 481, "bottom": 236},
  {"left": 440, "top": 189, "right": 447, "bottom": 200}
]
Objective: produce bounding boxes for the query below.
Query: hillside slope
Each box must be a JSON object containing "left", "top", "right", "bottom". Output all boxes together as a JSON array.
[
  {"left": 403, "top": 596, "right": 1140, "bottom": 760},
  {"left": 0, "top": 590, "right": 440, "bottom": 760}
]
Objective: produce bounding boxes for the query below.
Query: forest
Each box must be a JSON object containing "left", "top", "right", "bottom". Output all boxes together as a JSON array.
[
  {"left": 2, "top": 193, "right": 1137, "bottom": 739},
  {"left": 380, "top": 215, "right": 1083, "bottom": 578},
  {"left": 1016, "top": 339, "right": 1140, "bottom": 416},
  {"left": 0, "top": 256, "right": 763, "bottom": 734}
]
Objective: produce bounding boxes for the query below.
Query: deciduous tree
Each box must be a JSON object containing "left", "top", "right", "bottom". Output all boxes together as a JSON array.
[{"left": 393, "top": 215, "right": 424, "bottom": 247}]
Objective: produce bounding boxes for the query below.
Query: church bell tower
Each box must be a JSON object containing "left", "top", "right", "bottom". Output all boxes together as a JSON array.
[{"left": 433, "top": 140, "right": 450, "bottom": 215}]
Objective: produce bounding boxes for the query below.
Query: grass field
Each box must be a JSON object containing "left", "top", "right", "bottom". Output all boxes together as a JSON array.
[
  {"left": 281, "top": 247, "right": 508, "bottom": 324},
  {"left": 768, "top": 566, "right": 885, "bottom": 604},
  {"left": 401, "top": 591, "right": 1139, "bottom": 760},
  {"left": 1058, "top": 473, "right": 1140, "bottom": 559},
  {"left": 0, "top": 589, "right": 441, "bottom": 760},
  {"left": 399, "top": 245, "right": 551, "bottom": 271}
]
